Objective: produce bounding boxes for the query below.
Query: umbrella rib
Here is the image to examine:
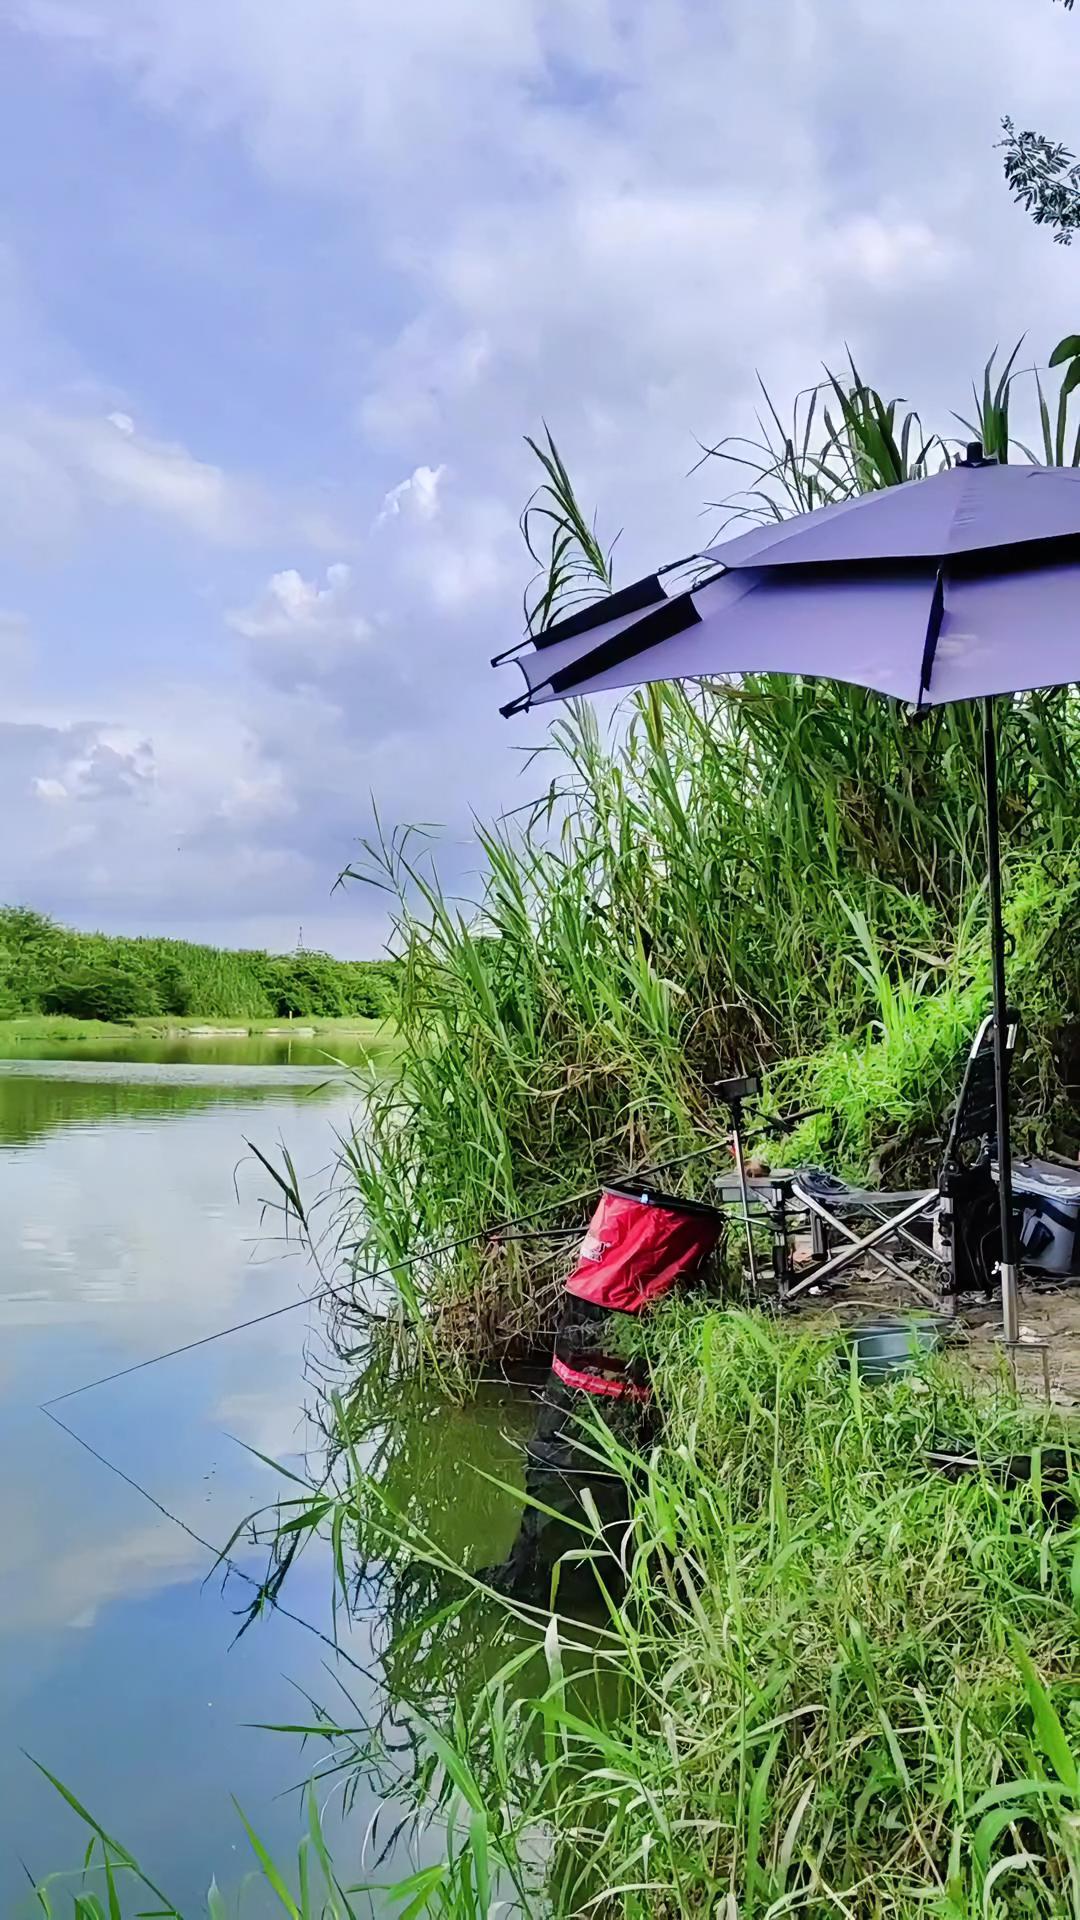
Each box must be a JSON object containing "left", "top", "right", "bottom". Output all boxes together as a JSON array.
[
  {"left": 546, "top": 591, "right": 702, "bottom": 696},
  {"left": 528, "top": 572, "right": 666, "bottom": 650},
  {"left": 917, "top": 565, "right": 946, "bottom": 707}
]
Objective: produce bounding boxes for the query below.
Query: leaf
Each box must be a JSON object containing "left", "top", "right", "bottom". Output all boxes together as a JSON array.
[
  {"left": 982, "top": 1850, "right": 1043, "bottom": 1913},
  {"left": 776, "top": 1781, "right": 815, "bottom": 1887},
  {"left": 974, "top": 1804, "right": 1029, "bottom": 1873},
  {"left": 543, "top": 1612, "right": 564, "bottom": 1690},
  {"left": 469, "top": 1809, "right": 492, "bottom": 1915},
  {"left": 233, "top": 1802, "right": 300, "bottom": 1917},
  {"left": 103, "top": 1857, "right": 122, "bottom": 1920},
  {"left": 1012, "top": 1640, "right": 1080, "bottom": 1795},
  {"left": 26, "top": 1763, "right": 136, "bottom": 1870},
  {"left": 407, "top": 1715, "right": 485, "bottom": 1814},
  {"left": 1049, "top": 334, "right": 1080, "bottom": 367},
  {"left": 745, "top": 1729, "right": 782, "bottom": 1899},
  {"left": 394, "top": 1867, "right": 449, "bottom": 1920}
]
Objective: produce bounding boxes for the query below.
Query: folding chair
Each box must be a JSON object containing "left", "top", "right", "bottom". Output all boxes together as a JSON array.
[{"left": 784, "top": 1014, "right": 1016, "bottom": 1307}]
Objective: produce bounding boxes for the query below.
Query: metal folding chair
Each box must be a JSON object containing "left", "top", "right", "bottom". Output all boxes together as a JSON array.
[{"left": 784, "top": 1014, "right": 1016, "bottom": 1307}]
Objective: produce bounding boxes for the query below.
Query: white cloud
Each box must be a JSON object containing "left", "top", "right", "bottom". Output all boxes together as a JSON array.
[
  {"left": 227, "top": 562, "right": 373, "bottom": 686},
  {"left": 0, "top": 404, "right": 272, "bottom": 549},
  {"left": 825, "top": 214, "right": 958, "bottom": 293},
  {"left": 6, "top": 0, "right": 1080, "bottom": 958},
  {"left": 33, "top": 775, "right": 68, "bottom": 803},
  {"left": 45, "top": 408, "right": 267, "bottom": 543},
  {"left": 218, "top": 768, "right": 297, "bottom": 823},
  {"left": 375, "top": 461, "right": 447, "bottom": 528}
]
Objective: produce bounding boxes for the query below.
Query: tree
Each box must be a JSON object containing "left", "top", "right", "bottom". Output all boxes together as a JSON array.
[
  {"left": 1001, "top": 0, "right": 1080, "bottom": 242},
  {"left": 40, "top": 961, "right": 161, "bottom": 1024}
]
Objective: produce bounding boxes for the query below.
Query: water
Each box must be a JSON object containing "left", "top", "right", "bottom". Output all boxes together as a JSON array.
[{"left": 0, "top": 1039, "right": 532, "bottom": 1913}]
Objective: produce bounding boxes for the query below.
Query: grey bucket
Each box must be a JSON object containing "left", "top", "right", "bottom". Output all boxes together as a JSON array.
[{"left": 841, "top": 1316, "right": 947, "bottom": 1383}]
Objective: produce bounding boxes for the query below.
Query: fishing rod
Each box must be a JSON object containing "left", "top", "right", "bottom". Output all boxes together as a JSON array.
[{"left": 43, "top": 1098, "right": 819, "bottom": 1409}]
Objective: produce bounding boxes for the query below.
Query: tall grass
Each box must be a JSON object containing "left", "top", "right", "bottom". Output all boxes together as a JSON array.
[
  {"left": 54, "top": 1310, "right": 1074, "bottom": 1918},
  {"left": 331, "top": 337, "right": 1080, "bottom": 1365},
  {"left": 310, "top": 1312, "right": 1080, "bottom": 1917}
]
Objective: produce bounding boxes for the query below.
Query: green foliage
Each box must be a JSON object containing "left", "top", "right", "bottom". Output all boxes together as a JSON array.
[
  {"left": 335, "top": 339, "right": 1080, "bottom": 1368},
  {"left": 1000, "top": 2, "right": 1079, "bottom": 244},
  {"left": 151, "top": 1311, "right": 1077, "bottom": 1920},
  {"left": 359, "top": 1311, "right": 1080, "bottom": 1916},
  {"left": 41, "top": 959, "right": 161, "bottom": 1024},
  {"left": 1002, "top": 117, "right": 1080, "bottom": 245},
  {"left": 0, "top": 906, "right": 398, "bottom": 1024}
]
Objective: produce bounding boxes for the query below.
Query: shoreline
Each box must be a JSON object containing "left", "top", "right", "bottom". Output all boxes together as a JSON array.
[{"left": 0, "top": 1013, "right": 398, "bottom": 1046}]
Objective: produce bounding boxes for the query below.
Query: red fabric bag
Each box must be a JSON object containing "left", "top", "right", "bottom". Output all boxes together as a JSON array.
[{"left": 564, "top": 1183, "right": 723, "bottom": 1314}]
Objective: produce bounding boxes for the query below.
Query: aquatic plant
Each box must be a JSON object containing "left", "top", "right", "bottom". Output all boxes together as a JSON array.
[{"left": 263, "top": 1310, "right": 1080, "bottom": 1917}]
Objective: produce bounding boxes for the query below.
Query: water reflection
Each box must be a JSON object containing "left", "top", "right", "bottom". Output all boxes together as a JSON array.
[
  {"left": 0, "top": 1063, "right": 340, "bottom": 1153},
  {"left": 0, "top": 1046, "right": 537, "bottom": 1915},
  {"left": 0, "top": 1029, "right": 397, "bottom": 1071}
]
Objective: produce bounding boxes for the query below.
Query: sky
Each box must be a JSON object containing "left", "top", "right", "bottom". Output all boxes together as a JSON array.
[{"left": 1, "top": 0, "right": 1079, "bottom": 958}]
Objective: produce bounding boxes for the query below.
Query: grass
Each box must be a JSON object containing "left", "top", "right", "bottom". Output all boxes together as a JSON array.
[
  {"left": 37, "top": 1311, "right": 1080, "bottom": 1916},
  {"left": 328, "top": 335, "right": 1080, "bottom": 1375},
  {"left": 256, "top": 1310, "right": 1080, "bottom": 1917}
]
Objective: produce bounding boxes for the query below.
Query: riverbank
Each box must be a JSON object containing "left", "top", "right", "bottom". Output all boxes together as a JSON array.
[
  {"left": 35, "top": 1300, "right": 1080, "bottom": 1916},
  {"left": 317, "top": 1307, "right": 1080, "bottom": 1917},
  {"left": 0, "top": 1012, "right": 398, "bottom": 1048}
]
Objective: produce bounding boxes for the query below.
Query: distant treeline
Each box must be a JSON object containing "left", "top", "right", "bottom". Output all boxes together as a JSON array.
[{"left": 0, "top": 907, "right": 399, "bottom": 1023}]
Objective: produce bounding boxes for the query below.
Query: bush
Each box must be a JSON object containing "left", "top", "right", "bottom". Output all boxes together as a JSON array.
[
  {"left": 40, "top": 962, "right": 162, "bottom": 1024},
  {"left": 152, "top": 957, "right": 194, "bottom": 1015},
  {"left": 270, "top": 951, "right": 350, "bottom": 1018}
]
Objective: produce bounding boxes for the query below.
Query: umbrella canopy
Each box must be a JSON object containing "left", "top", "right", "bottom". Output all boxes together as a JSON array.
[
  {"left": 497, "top": 456, "right": 1080, "bottom": 716},
  {"left": 495, "top": 448, "right": 1080, "bottom": 1343}
]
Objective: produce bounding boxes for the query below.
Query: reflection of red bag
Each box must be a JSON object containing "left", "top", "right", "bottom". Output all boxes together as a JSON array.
[{"left": 565, "top": 1183, "right": 723, "bottom": 1314}]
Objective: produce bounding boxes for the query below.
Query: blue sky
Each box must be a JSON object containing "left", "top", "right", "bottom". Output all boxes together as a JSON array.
[{"left": 2, "top": 0, "right": 1079, "bottom": 955}]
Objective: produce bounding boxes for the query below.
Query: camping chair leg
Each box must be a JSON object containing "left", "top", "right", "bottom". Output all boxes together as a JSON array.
[
  {"left": 785, "top": 1189, "right": 940, "bottom": 1307},
  {"left": 848, "top": 1196, "right": 949, "bottom": 1268}
]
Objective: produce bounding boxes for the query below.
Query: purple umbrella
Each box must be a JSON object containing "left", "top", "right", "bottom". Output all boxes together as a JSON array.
[{"left": 495, "top": 446, "right": 1080, "bottom": 1341}]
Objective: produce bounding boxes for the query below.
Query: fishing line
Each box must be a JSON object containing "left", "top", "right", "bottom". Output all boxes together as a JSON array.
[
  {"left": 40, "top": 1403, "right": 385, "bottom": 1688},
  {"left": 40, "top": 1131, "right": 744, "bottom": 1410}
]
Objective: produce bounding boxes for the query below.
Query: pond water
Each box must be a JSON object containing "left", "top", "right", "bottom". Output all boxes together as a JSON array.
[
  {"left": 0, "top": 1039, "right": 534, "bottom": 1914},
  {"left": 0, "top": 1029, "right": 389, "bottom": 1070}
]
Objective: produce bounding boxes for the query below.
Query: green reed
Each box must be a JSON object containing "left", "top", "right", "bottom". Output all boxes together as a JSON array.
[
  {"left": 329, "top": 337, "right": 1080, "bottom": 1369},
  {"left": 34, "top": 1311, "right": 1080, "bottom": 1916},
  {"left": 303, "top": 1311, "right": 1080, "bottom": 1917}
]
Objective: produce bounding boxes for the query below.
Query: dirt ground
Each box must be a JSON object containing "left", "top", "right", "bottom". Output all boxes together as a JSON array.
[{"left": 795, "top": 1268, "right": 1080, "bottom": 1409}]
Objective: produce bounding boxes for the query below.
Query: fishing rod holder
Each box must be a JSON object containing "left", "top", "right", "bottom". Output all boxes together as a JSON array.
[{"left": 705, "top": 1072, "right": 764, "bottom": 1290}]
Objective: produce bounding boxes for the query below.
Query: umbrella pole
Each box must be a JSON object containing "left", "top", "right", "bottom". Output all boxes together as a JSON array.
[{"left": 982, "top": 696, "right": 1020, "bottom": 1345}]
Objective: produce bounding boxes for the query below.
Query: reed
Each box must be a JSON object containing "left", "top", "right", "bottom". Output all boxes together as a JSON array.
[
  {"left": 47, "top": 1311, "right": 1077, "bottom": 1917},
  {"left": 340, "top": 348, "right": 1080, "bottom": 1367},
  {"left": 289, "top": 1311, "right": 1080, "bottom": 1918}
]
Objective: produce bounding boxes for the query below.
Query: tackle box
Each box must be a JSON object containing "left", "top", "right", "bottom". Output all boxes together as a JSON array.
[{"left": 1004, "top": 1157, "right": 1080, "bottom": 1276}]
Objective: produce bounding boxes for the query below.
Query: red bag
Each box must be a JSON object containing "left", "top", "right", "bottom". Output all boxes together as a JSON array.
[{"left": 565, "top": 1183, "right": 723, "bottom": 1314}]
